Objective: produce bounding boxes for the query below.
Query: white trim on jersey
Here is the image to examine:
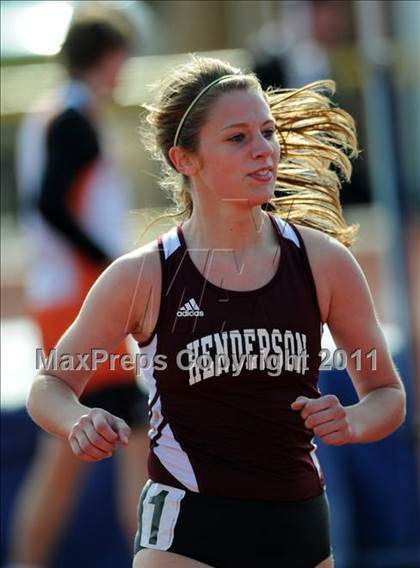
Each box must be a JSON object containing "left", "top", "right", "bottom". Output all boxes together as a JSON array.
[
  {"left": 273, "top": 216, "right": 301, "bottom": 248},
  {"left": 162, "top": 226, "right": 181, "bottom": 259},
  {"left": 154, "top": 425, "right": 199, "bottom": 492},
  {"left": 140, "top": 336, "right": 161, "bottom": 436},
  {"left": 139, "top": 335, "right": 199, "bottom": 493},
  {"left": 310, "top": 441, "right": 324, "bottom": 483}
]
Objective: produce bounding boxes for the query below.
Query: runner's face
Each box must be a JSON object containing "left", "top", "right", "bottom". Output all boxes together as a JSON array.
[{"left": 195, "top": 89, "right": 280, "bottom": 207}]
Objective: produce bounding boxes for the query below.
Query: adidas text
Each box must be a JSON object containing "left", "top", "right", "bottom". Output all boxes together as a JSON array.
[
  {"left": 177, "top": 298, "right": 204, "bottom": 317},
  {"left": 177, "top": 309, "right": 204, "bottom": 317}
]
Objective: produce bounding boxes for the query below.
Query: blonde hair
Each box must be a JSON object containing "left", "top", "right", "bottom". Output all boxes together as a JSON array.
[{"left": 142, "top": 55, "right": 359, "bottom": 246}]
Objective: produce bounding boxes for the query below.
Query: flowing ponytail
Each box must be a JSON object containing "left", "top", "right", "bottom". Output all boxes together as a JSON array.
[{"left": 268, "top": 80, "right": 359, "bottom": 246}]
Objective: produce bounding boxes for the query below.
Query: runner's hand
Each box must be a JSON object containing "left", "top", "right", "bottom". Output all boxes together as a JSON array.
[
  {"left": 291, "top": 395, "right": 353, "bottom": 446},
  {"left": 68, "top": 408, "right": 131, "bottom": 461}
]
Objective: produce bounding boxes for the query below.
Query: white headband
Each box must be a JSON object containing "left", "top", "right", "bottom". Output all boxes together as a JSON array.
[{"left": 173, "top": 74, "right": 239, "bottom": 147}]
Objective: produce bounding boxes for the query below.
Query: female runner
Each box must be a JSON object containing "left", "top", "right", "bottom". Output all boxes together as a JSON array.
[{"left": 27, "top": 56, "right": 405, "bottom": 567}]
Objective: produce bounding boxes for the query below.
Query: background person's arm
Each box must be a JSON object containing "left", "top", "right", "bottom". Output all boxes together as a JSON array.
[{"left": 38, "top": 108, "right": 112, "bottom": 265}]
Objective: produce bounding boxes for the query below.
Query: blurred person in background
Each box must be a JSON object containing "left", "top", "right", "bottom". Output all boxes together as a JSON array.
[
  {"left": 249, "top": 0, "right": 369, "bottom": 205},
  {"left": 7, "top": 18, "right": 149, "bottom": 568}
]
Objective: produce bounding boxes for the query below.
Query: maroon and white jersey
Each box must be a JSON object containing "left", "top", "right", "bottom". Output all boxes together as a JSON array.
[{"left": 138, "top": 214, "right": 325, "bottom": 501}]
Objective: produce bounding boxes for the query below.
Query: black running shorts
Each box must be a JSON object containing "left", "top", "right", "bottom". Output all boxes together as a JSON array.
[{"left": 134, "top": 480, "right": 332, "bottom": 567}]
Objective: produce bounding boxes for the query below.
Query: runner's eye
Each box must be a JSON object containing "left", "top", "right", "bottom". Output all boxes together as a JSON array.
[
  {"left": 228, "top": 133, "right": 245, "bottom": 143},
  {"left": 263, "top": 129, "right": 275, "bottom": 139}
]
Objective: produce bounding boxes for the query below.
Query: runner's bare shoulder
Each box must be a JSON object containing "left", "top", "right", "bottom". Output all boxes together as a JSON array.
[{"left": 82, "top": 239, "right": 161, "bottom": 337}]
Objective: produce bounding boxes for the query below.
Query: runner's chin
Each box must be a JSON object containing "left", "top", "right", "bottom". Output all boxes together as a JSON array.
[{"left": 245, "top": 179, "right": 275, "bottom": 206}]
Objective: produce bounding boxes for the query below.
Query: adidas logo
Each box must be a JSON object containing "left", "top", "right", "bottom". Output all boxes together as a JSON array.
[{"left": 177, "top": 298, "right": 204, "bottom": 317}]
